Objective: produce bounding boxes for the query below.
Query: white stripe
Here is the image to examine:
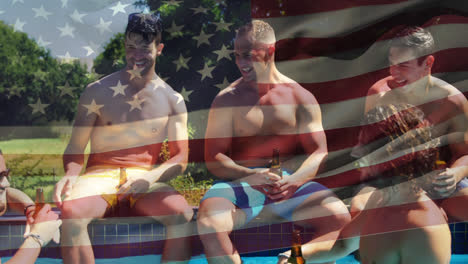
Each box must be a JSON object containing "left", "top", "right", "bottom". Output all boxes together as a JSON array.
[
  {"left": 263, "top": 0, "right": 425, "bottom": 39},
  {"left": 276, "top": 23, "right": 468, "bottom": 83}
]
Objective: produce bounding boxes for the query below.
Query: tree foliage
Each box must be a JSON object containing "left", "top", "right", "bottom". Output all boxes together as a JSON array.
[{"left": 0, "top": 21, "right": 93, "bottom": 130}]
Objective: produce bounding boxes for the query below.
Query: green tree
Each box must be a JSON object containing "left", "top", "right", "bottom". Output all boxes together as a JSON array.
[{"left": 0, "top": 21, "right": 93, "bottom": 136}]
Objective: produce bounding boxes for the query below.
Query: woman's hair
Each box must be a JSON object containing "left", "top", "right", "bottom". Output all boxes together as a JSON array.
[{"left": 358, "top": 104, "right": 438, "bottom": 189}]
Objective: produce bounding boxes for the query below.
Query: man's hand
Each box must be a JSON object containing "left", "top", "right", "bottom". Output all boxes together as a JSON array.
[
  {"left": 267, "top": 177, "right": 301, "bottom": 202},
  {"left": 432, "top": 167, "right": 461, "bottom": 198},
  {"left": 23, "top": 205, "right": 35, "bottom": 238},
  {"left": 53, "top": 176, "right": 77, "bottom": 208},
  {"left": 117, "top": 174, "right": 151, "bottom": 202},
  {"left": 28, "top": 204, "right": 62, "bottom": 246},
  {"left": 240, "top": 169, "right": 282, "bottom": 195}
]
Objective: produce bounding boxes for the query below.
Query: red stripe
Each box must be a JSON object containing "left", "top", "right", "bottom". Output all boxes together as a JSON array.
[
  {"left": 275, "top": 14, "right": 468, "bottom": 61},
  {"left": 251, "top": 0, "right": 410, "bottom": 18}
]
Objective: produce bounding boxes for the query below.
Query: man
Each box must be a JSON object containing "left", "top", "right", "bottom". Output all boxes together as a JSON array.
[
  {"left": 362, "top": 26, "right": 468, "bottom": 221},
  {"left": 0, "top": 151, "right": 62, "bottom": 264},
  {"left": 0, "top": 150, "right": 35, "bottom": 230},
  {"left": 53, "top": 13, "right": 193, "bottom": 264},
  {"left": 296, "top": 104, "right": 451, "bottom": 264},
  {"left": 198, "top": 20, "right": 350, "bottom": 264}
]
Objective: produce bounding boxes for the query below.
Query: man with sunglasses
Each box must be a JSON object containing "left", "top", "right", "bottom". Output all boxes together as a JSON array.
[
  {"left": 0, "top": 150, "right": 36, "bottom": 227},
  {"left": 53, "top": 12, "right": 192, "bottom": 264}
]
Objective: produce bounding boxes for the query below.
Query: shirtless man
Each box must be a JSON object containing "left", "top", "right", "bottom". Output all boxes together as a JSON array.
[
  {"left": 0, "top": 151, "right": 62, "bottom": 264},
  {"left": 197, "top": 20, "right": 350, "bottom": 264},
  {"left": 362, "top": 26, "right": 468, "bottom": 221},
  {"left": 53, "top": 13, "right": 193, "bottom": 264},
  {"left": 300, "top": 105, "right": 451, "bottom": 264}
]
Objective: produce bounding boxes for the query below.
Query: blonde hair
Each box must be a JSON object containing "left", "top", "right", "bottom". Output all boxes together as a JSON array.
[{"left": 237, "top": 20, "right": 276, "bottom": 44}]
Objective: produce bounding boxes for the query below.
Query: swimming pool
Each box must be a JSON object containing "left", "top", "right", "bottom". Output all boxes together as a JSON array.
[{"left": 3, "top": 254, "right": 468, "bottom": 263}]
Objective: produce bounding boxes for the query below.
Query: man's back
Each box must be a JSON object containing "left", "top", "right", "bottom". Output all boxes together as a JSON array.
[{"left": 360, "top": 194, "right": 451, "bottom": 264}]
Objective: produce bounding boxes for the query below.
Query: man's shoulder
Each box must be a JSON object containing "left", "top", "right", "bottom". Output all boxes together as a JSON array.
[
  {"left": 432, "top": 76, "right": 467, "bottom": 105},
  {"left": 152, "top": 78, "right": 187, "bottom": 112},
  {"left": 83, "top": 71, "right": 121, "bottom": 97},
  {"left": 211, "top": 78, "right": 243, "bottom": 106}
]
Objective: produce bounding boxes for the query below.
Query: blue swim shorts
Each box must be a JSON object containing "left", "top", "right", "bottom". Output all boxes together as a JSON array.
[
  {"left": 201, "top": 170, "right": 329, "bottom": 223},
  {"left": 456, "top": 177, "right": 468, "bottom": 192}
]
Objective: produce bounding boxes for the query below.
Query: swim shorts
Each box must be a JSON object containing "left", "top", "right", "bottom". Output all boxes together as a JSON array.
[
  {"left": 201, "top": 169, "right": 329, "bottom": 223},
  {"left": 78, "top": 166, "right": 149, "bottom": 216}
]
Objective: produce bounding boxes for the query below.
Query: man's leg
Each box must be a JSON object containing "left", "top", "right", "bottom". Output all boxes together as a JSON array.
[
  {"left": 60, "top": 175, "right": 117, "bottom": 264},
  {"left": 197, "top": 197, "right": 247, "bottom": 264},
  {"left": 290, "top": 187, "right": 351, "bottom": 264},
  {"left": 440, "top": 187, "right": 468, "bottom": 222},
  {"left": 349, "top": 185, "right": 377, "bottom": 217},
  {"left": 60, "top": 195, "right": 108, "bottom": 264},
  {"left": 133, "top": 184, "right": 194, "bottom": 263}
]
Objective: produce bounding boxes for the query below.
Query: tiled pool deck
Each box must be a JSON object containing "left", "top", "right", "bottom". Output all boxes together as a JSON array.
[{"left": 1, "top": 212, "right": 467, "bottom": 258}]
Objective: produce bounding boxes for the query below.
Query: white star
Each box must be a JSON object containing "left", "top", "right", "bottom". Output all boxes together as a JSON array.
[
  {"left": 163, "top": 0, "right": 182, "bottom": 7},
  {"left": 180, "top": 87, "right": 193, "bottom": 102},
  {"left": 70, "top": 9, "right": 86, "bottom": 24},
  {"left": 213, "top": 45, "right": 233, "bottom": 61},
  {"left": 12, "top": 18, "right": 26, "bottom": 32},
  {"left": 57, "top": 23, "right": 75, "bottom": 38},
  {"left": 8, "top": 86, "right": 22, "bottom": 99},
  {"left": 193, "top": 30, "right": 214, "bottom": 47},
  {"left": 29, "top": 99, "right": 49, "bottom": 115},
  {"left": 214, "top": 0, "right": 226, "bottom": 6},
  {"left": 60, "top": 0, "right": 68, "bottom": 8},
  {"left": 95, "top": 18, "right": 112, "bottom": 34},
  {"left": 82, "top": 99, "right": 104, "bottom": 116},
  {"left": 32, "top": 5, "right": 52, "bottom": 20},
  {"left": 109, "top": 1, "right": 130, "bottom": 16},
  {"left": 173, "top": 54, "right": 191, "bottom": 71},
  {"left": 166, "top": 21, "right": 183, "bottom": 37},
  {"left": 37, "top": 36, "right": 51, "bottom": 47},
  {"left": 191, "top": 6, "right": 208, "bottom": 14},
  {"left": 57, "top": 82, "right": 77, "bottom": 97},
  {"left": 109, "top": 80, "right": 128, "bottom": 97},
  {"left": 127, "top": 66, "right": 143, "bottom": 80},
  {"left": 83, "top": 46, "right": 95, "bottom": 56},
  {"left": 198, "top": 63, "right": 215, "bottom": 81},
  {"left": 215, "top": 77, "right": 230, "bottom": 90},
  {"left": 11, "top": 0, "right": 24, "bottom": 5},
  {"left": 213, "top": 21, "right": 233, "bottom": 32},
  {"left": 126, "top": 95, "right": 145, "bottom": 111},
  {"left": 59, "top": 52, "right": 76, "bottom": 61}
]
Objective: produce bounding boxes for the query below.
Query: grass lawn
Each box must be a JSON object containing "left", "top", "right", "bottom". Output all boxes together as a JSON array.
[{"left": 0, "top": 138, "right": 90, "bottom": 173}]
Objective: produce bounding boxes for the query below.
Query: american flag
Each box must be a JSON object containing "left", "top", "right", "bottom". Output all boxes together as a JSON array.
[{"left": 1, "top": 0, "right": 468, "bottom": 259}]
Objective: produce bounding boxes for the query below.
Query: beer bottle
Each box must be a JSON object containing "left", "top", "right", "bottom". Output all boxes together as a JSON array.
[
  {"left": 288, "top": 229, "right": 306, "bottom": 264},
  {"left": 119, "top": 167, "right": 127, "bottom": 187},
  {"left": 270, "top": 148, "right": 282, "bottom": 178},
  {"left": 33, "top": 188, "right": 45, "bottom": 218}
]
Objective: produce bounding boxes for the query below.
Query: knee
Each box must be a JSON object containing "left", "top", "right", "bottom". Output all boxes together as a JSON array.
[
  {"left": 160, "top": 203, "right": 194, "bottom": 226},
  {"left": 197, "top": 203, "right": 229, "bottom": 233},
  {"left": 60, "top": 201, "right": 92, "bottom": 226}
]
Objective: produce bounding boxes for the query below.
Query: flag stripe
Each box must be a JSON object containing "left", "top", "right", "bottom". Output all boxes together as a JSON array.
[
  {"left": 274, "top": 14, "right": 468, "bottom": 61},
  {"left": 252, "top": 0, "right": 413, "bottom": 19}
]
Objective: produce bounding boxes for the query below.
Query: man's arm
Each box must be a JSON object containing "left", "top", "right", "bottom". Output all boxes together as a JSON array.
[
  {"left": 144, "top": 92, "right": 189, "bottom": 183},
  {"left": 5, "top": 188, "right": 33, "bottom": 214},
  {"left": 54, "top": 85, "right": 97, "bottom": 206},
  {"left": 204, "top": 91, "right": 259, "bottom": 180}
]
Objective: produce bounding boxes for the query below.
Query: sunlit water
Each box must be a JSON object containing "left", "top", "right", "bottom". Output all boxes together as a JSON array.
[{"left": 2, "top": 254, "right": 468, "bottom": 263}]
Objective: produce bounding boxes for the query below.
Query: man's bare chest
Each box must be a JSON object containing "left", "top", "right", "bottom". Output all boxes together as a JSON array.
[{"left": 233, "top": 104, "right": 297, "bottom": 136}]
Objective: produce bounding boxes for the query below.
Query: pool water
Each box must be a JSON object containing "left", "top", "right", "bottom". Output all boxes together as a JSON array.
[{"left": 3, "top": 254, "right": 468, "bottom": 263}]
